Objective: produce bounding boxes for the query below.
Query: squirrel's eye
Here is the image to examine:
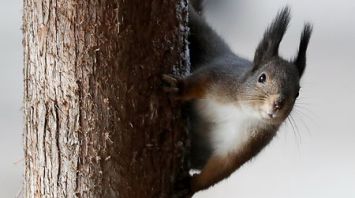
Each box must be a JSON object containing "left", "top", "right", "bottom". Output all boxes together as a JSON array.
[{"left": 258, "top": 73, "right": 266, "bottom": 83}]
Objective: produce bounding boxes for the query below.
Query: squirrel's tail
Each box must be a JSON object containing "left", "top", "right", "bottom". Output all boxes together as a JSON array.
[
  {"left": 188, "top": 0, "right": 236, "bottom": 70},
  {"left": 190, "top": 0, "right": 205, "bottom": 14}
]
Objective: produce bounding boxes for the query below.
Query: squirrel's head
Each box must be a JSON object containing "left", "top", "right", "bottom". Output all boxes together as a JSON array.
[{"left": 241, "top": 7, "right": 312, "bottom": 124}]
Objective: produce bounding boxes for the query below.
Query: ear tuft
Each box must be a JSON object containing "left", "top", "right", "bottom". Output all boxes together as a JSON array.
[
  {"left": 294, "top": 23, "right": 313, "bottom": 77},
  {"left": 253, "top": 7, "right": 291, "bottom": 68}
]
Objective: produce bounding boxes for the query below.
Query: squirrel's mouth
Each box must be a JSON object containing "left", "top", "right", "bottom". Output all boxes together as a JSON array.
[
  {"left": 260, "top": 108, "right": 283, "bottom": 122},
  {"left": 266, "top": 111, "right": 278, "bottom": 119},
  {"left": 260, "top": 109, "right": 289, "bottom": 125},
  {"left": 261, "top": 112, "right": 276, "bottom": 120}
]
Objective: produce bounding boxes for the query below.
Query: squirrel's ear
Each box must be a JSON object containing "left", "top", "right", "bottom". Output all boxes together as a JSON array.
[
  {"left": 253, "top": 7, "right": 290, "bottom": 68},
  {"left": 293, "top": 23, "right": 313, "bottom": 77}
]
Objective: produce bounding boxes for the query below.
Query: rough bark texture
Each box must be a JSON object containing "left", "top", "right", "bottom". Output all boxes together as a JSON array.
[{"left": 23, "top": 0, "right": 190, "bottom": 197}]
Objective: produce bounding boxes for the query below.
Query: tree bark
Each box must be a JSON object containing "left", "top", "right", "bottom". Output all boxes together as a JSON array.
[{"left": 23, "top": 0, "right": 190, "bottom": 197}]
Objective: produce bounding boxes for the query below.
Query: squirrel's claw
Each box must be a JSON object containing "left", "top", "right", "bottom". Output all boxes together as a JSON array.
[
  {"left": 162, "top": 74, "right": 179, "bottom": 86},
  {"left": 162, "top": 74, "right": 194, "bottom": 101},
  {"left": 162, "top": 74, "right": 181, "bottom": 94},
  {"left": 162, "top": 87, "right": 179, "bottom": 93},
  {"left": 162, "top": 74, "right": 184, "bottom": 100}
]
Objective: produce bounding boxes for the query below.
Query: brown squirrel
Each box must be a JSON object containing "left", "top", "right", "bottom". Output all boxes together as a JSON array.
[{"left": 163, "top": 1, "right": 312, "bottom": 194}]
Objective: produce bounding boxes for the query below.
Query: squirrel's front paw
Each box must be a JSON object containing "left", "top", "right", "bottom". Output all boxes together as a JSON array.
[{"left": 162, "top": 74, "right": 185, "bottom": 99}]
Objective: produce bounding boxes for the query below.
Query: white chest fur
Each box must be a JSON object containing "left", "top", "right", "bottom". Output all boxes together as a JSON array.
[{"left": 195, "top": 99, "right": 263, "bottom": 156}]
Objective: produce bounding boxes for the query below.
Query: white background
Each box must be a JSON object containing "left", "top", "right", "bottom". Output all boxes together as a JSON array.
[
  {"left": 1, "top": 0, "right": 355, "bottom": 197},
  {"left": 0, "top": 0, "right": 23, "bottom": 197}
]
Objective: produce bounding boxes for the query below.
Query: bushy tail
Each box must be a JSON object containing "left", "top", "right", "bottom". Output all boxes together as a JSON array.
[
  {"left": 190, "top": 0, "right": 205, "bottom": 14},
  {"left": 188, "top": 0, "right": 233, "bottom": 69}
]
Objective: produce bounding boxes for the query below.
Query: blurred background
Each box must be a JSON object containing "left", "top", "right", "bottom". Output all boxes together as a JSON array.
[
  {"left": 0, "top": 0, "right": 23, "bottom": 197},
  {"left": 1, "top": 0, "right": 354, "bottom": 197}
]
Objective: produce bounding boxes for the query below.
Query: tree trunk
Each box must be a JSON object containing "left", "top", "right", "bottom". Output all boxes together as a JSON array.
[{"left": 23, "top": 0, "right": 190, "bottom": 197}]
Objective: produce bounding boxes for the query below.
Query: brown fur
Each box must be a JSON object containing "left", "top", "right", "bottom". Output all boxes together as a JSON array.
[
  {"left": 178, "top": 75, "right": 209, "bottom": 100},
  {"left": 191, "top": 127, "right": 277, "bottom": 192},
  {"left": 163, "top": 72, "right": 212, "bottom": 101}
]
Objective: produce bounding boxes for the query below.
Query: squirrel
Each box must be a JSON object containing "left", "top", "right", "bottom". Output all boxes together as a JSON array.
[{"left": 163, "top": 0, "right": 313, "bottom": 194}]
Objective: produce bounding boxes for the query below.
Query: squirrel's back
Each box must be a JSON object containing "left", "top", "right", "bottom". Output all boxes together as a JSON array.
[{"left": 188, "top": 3, "right": 251, "bottom": 72}]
